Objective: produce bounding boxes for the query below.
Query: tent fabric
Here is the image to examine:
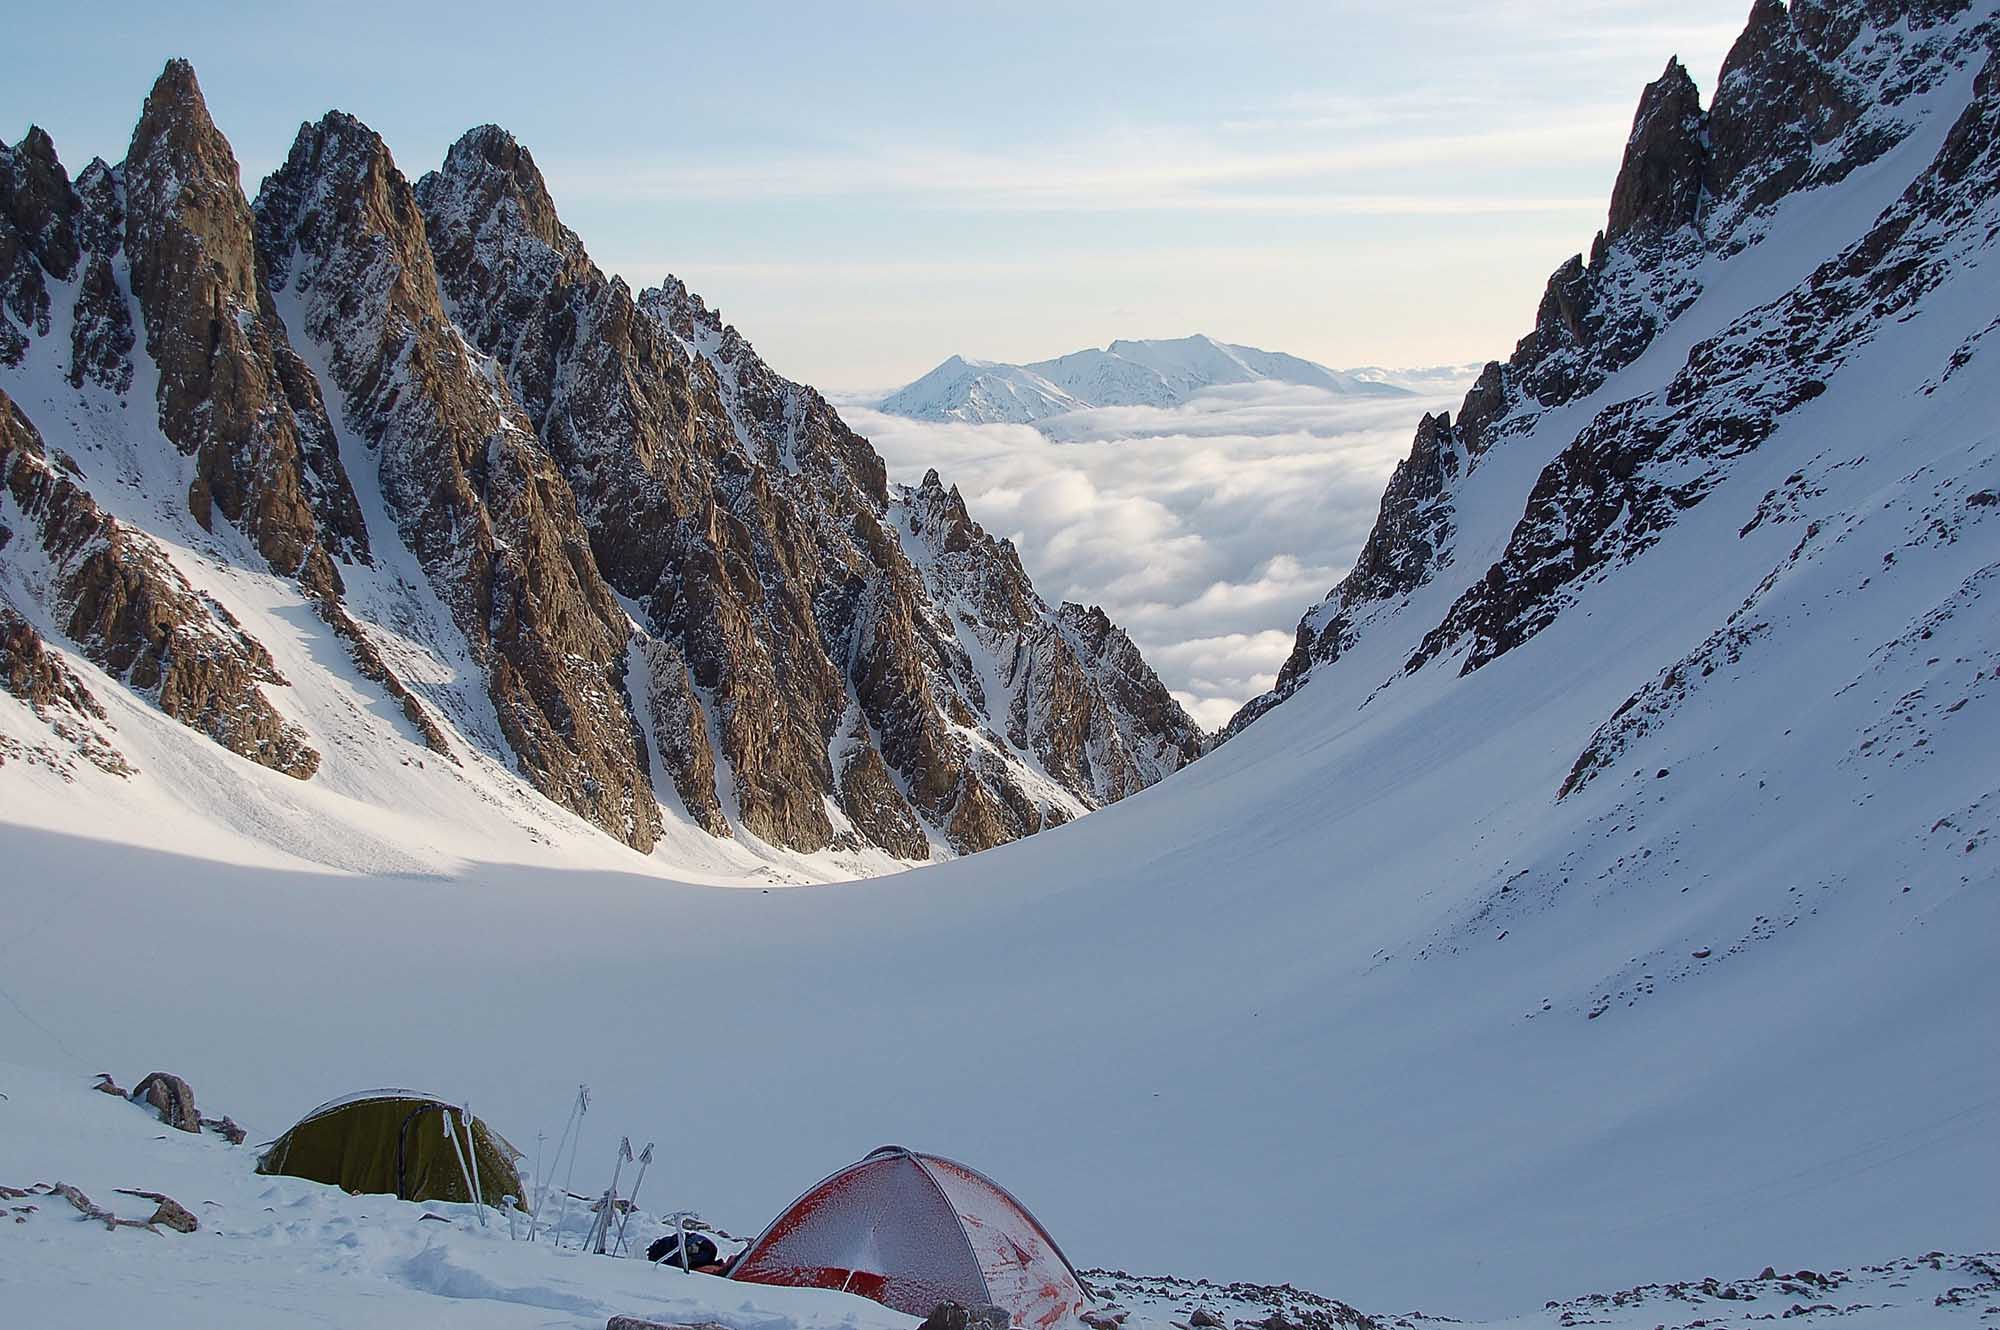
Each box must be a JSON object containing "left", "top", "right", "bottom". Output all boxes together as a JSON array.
[
  {"left": 730, "top": 1146, "right": 1090, "bottom": 1328},
  {"left": 256, "top": 1091, "right": 524, "bottom": 1209}
]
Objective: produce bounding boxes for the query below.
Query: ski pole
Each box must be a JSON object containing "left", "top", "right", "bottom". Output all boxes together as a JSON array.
[
  {"left": 550, "top": 1084, "right": 590, "bottom": 1249},
  {"left": 443, "top": 1108, "right": 486, "bottom": 1227},
  {"left": 532, "top": 1085, "right": 585, "bottom": 1243},
  {"left": 594, "top": 1137, "right": 633, "bottom": 1254},
  {"left": 613, "top": 1142, "right": 654, "bottom": 1256},
  {"left": 463, "top": 1102, "right": 484, "bottom": 1219}
]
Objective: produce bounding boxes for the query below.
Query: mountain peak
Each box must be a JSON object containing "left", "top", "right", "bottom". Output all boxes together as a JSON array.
[
  {"left": 424, "top": 123, "right": 571, "bottom": 263},
  {"left": 149, "top": 57, "right": 203, "bottom": 106},
  {"left": 1606, "top": 50, "right": 1709, "bottom": 240},
  {"left": 883, "top": 335, "right": 1409, "bottom": 425}
]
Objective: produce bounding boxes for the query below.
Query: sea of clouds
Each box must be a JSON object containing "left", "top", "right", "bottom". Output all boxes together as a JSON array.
[{"left": 839, "top": 375, "right": 1476, "bottom": 732}]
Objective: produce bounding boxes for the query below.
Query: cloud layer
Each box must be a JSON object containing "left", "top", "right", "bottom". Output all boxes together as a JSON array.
[{"left": 845, "top": 378, "right": 1472, "bottom": 731}]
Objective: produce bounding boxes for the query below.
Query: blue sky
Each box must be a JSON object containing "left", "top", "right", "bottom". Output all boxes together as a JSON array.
[{"left": 4, "top": 1, "right": 1751, "bottom": 388}]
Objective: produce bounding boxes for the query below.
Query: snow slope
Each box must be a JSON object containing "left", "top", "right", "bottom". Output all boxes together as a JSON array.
[
  {"left": 879, "top": 336, "right": 1409, "bottom": 425},
  {"left": 3, "top": 1061, "right": 1989, "bottom": 1330},
  {"left": 4, "top": 6, "right": 1998, "bottom": 1324}
]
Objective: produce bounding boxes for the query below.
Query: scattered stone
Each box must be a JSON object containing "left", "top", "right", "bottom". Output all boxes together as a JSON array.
[
  {"left": 1693, "top": 947, "right": 1712, "bottom": 959},
  {"left": 130, "top": 1071, "right": 199, "bottom": 1133},
  {"left": 606, "top": 1320, "right": 732, "bottom": 1330},
  {"left": 53, "top": 1181, "right": 161, "bottom": 1233},
  {"left": 916, "top": 1302, "right": 1011, "bottom": 1330},
  {"left": 114, "top": 1188, "right": 198, "bottom": 1233},
  {"left": 1190, "top": 1310, "right": 1226, "bottom": 1328},
  {"left": 200, "top": 1114, "right": 248, "bottom": 1145},
  {"left": 92, "top": 1073, "right": 125, "bottom": 1097}
]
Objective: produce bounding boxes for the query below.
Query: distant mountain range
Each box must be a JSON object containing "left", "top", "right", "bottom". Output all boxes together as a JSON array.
[
  {"left": 0, "top": 62, "right": 1205, "bottom": 869},
  {"left": 878, "top": 334, "right": 1428, "bottom": 425}
]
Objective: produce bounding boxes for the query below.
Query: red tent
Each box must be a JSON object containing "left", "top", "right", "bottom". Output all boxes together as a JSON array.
[{"left": 729, "top": 1146, "right": 1091, "bottom": 1329}]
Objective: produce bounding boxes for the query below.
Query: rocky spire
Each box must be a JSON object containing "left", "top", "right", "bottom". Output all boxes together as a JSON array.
[
  {"left": 1, "top": 62, "right": 1208, "bottom": 861},
  {"left": 256, "top": 108, "right": 663, "bottom": 852},
  {"left": 1606, "top": 58, "right": 1710, "bottom": 240},
  {"left": 121, "top": 59, "right": 365, "bottom": 590},
  {"left": 0, "top": 126, "right": 83, "bottom": 365},
  {"left": 66, "top": 159, "right": 134, "bottom": 393}
]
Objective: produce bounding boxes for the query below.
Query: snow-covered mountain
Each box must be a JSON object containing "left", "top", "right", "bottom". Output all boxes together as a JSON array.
[
  {"left": 2, "top": 1, "right": 1998, "bottom": 1325},
  {"left": 1343, "top": 361, "right": 1491, "bottom": 394},
  {"left": 880, "top": 334, "right": 1411, "bottom": 425},
  {"left": 0, "top": 65, "right": 1202, "bottom": 873}
]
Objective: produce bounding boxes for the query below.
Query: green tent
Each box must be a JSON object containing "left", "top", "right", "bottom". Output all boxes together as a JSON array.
[{"left": 256, "top": 1090, "right": 526, "bottom": 1209}]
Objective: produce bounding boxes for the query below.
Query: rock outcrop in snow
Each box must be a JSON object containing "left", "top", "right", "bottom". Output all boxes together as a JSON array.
[
  {"left": 0, "top": 66, "right": 1199, "bottom": 862},
  {"left": 1227, "top": 0, "right": 1998, "bottom": 744},
  {"left": 0, "top": 386, "right": 317, "bottom": 777}
]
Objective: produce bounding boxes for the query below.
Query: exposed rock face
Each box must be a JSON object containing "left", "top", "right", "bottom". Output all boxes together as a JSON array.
[
  {"left": 256, "top": 111, "right": 662, "bottom": 851},
  {"left": 1228, "top": 0, "right": 1995, "bottom": 740},
  {"left": 898, "top": 468, "right": 1205, "bottom": 813},
  {"left": 1413, "top": 24, "right": 2000, "bottom": 679},
  {"left": 122, "top": 60, "right": 365, "bottom": 591},
  {"left": 407, "top": 125, "right": 1198, "bottom": 855},
  {"left": 0, "top": 387, "right": 315, "bottom": 776},
  {"left": 0, "top": 62, "right": 1199, "bottom": 862},
  {"left": 0, "top": 602, "right": 104, "bottom": 722},
  {"left": 66, "top": 159, "right": 135, "bottom": 394},
  {"left": 1053, "top": 602, "right": 1204, "bottom": 780},
  {"left": 633, "top": 632, "right": 730, "bottom": 837},
  {"left": 0, "top": 127, "right": 81, "bottom": 368},
  {"left": 1606, "top": 59, "right": 1710, "bottom": 241},
  {"left": 0, "top": 601, "right": 130, "bottom": 777},
  {"left": 1224, "top": 409, "right": 1466, "bottom": 740}
]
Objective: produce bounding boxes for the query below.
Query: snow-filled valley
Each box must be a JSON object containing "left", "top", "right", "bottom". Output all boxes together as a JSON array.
[{"left": 5, "top": 2, "right": 2000, "bottom": 1326}]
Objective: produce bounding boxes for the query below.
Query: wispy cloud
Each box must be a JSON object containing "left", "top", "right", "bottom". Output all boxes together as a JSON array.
[{"left": 547, "top": 116, "right": 1626, "bottom": 216}]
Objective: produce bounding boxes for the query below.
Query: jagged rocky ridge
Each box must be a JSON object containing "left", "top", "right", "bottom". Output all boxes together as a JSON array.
[
  {"left": 0, "top": 62, "right": 1200, "bottom": 858},
  {"left": 1227, "top": 0, "right": 1999, "bottom": 743}
]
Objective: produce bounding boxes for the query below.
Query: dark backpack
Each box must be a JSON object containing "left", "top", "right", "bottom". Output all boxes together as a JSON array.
[{"left": 649, "top": 1232, "right": 720, "bottom": 1268}]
